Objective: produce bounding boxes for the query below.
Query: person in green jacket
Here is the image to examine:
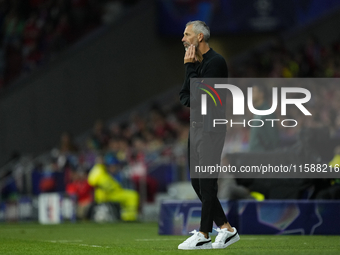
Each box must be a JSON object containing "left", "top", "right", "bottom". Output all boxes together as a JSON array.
[{"left": 88, "top": 156, "right": 139, "bottom": 221}]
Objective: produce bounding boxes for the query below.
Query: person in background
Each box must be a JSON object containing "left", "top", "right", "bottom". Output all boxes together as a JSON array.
[
  {"left": 59, "top": 131, "right": 78, "bottom": 154},
  {"left": 316, "top": 146, "right": 340, "bottom": 199},
  {"left": 66, "top": 167, "right": 93, "bottom": 220},
  {"left": 87, "top": 155, "right": 139, "bottom": 221},
  {"left": 88, "top": 119, "right": 110, "bottom": 150},
  {"left": 244, "top": 84, "right": 280, "bottom": 200},
  {"left": 248, "top": 84, "right": 279, "bottom": 152}
]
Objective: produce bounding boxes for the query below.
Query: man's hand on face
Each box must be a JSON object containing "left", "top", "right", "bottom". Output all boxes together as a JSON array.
[
  {"left": 184, "top": 45, "right": 197, "bottom": 64},
  {"left": 195, "top": 49, "right": 203, "bottom": 63}
]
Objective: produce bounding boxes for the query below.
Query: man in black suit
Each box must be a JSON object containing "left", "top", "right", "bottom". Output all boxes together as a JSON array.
[{"left": 178, "top": 20, "right": 240, "bottom": 250}]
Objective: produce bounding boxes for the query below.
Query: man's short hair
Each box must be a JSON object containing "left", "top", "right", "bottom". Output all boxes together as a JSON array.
[{"left": 186, "top": 20, "right": 210, "bottom": 42}]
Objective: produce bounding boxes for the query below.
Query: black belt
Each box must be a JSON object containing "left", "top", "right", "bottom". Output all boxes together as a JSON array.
[{"left": 191, "top": 121, "right": 203, "bottom": 128}]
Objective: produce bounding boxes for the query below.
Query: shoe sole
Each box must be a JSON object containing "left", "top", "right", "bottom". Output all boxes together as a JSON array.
[
  {"left": 178, "top": 244, "right": 213, "bottom": 250},
  {"left": 212, "top": 234, "right": 240, "bottom": 249}
]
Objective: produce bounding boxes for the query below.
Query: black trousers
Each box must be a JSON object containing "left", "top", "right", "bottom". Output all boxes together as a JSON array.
[{"left": 189, "top": 126, "right": 228, "bottom": 233}]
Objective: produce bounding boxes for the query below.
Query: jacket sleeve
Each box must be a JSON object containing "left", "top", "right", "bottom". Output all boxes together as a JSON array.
[
  {"left": 179, "top": 56, "right": 228, "bottom": 108},
  {"left": 179, "top": 63, "right": 196, "bottom": 107}
]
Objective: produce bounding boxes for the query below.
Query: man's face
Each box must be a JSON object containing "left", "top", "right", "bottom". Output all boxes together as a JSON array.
[{"left": 182, "top": 25, "right": 199, "bottom": 51}]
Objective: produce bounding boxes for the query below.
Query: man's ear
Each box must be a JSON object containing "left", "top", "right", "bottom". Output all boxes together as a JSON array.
[{"left": 198, "top": 33, "right": 203, "bottom": 42}]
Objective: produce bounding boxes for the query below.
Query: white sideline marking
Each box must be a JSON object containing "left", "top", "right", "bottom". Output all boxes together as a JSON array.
[
  {"left": 46, "top": 240, "right": 110, "bottom": 248},
  {"left": 48, "top": 240, "right": 83, "bottom": 243},
  {"left": 79, "top": 244, "right": 110, "bottom": 248}
]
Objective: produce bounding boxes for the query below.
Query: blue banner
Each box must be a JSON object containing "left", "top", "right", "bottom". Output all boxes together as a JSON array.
[
  {"left": 158, "top": 0, "right": 340, "bottom": 35},
  {"left": 159, "top": 200, "right": 340, "bottom": 235}
]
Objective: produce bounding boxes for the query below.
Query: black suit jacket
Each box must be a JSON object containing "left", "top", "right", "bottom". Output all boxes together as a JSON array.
[{"left": 179, "top": 48, "right": 228, "bottom": 133}]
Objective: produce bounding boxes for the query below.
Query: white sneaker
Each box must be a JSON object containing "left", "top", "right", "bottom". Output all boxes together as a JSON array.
[
  {"left": 178, "top": 230, "right": 213, "bottom": 250},
  {"left": 212, "top": 227, "right": 240, "bottom": 249}
]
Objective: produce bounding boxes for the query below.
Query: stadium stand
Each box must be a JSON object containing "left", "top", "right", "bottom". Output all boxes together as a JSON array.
[
  {"left": 0, "top": 0, "right": 139, "bottom": 90},
  {"left": 1, "top": 0, "right": 340, "bottom": 224}
]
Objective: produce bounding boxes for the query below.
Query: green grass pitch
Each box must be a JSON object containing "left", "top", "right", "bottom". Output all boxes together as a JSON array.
[{"left": 0, "top": 222, "right": 339, "bottom": 255}]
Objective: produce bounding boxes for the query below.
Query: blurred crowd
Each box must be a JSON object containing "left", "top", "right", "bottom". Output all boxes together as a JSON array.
[
  {"left": 0, "top": 0, "right": 139, "bottom": 90},
  {"left": 48, "top": 104, "right": 190, "bottom": 202},
  {"left": 231, "top": 36, "right": 340, "bottom": 78},
  {"left": 225, "top": 35, "right": 340, "bottom": 153},
  {"left": 0, "top": 101, "right": 191, "bottom": 219}
]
